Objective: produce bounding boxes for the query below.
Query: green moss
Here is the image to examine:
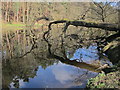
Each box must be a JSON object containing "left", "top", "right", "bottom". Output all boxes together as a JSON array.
[
  {"left": 2, "top": 22, "right": 42, "bottom": 34},
  {"left": 4, "top": 23, "right": 25, "bottom": 27},
  {"left": 87, "top": 70, "right": 120, "bottom": 88}
]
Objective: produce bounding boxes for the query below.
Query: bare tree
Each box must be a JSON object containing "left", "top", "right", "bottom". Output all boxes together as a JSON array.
[{"left": 90, "top": 1, "right": 117, "bottom": 23}]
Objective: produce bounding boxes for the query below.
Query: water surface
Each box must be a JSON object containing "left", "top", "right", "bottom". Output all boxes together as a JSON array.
[{"left": 2, "top": 29, "right": 112, "bottom": 88}]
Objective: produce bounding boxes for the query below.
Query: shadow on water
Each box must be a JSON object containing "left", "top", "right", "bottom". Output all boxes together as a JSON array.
[{"left": 2, "top": 29, "right": 112, "bottom": 88}]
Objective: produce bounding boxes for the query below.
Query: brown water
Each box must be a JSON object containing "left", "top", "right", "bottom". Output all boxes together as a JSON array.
[{"left": 2, "top": 28, "right": 112, "bottom": 88}]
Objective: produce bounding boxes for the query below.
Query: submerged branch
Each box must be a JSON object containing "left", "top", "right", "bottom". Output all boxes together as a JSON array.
[
  {"left": 43, "top": 31, "right": 103, "bottom": 73},
  {"left": 53, "top": 54, "right": 102, "bottom": 73}
]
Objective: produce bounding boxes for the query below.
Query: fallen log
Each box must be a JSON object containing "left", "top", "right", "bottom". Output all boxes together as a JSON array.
[{"left": 48, "top": 20, "right": 120, "bottom": 32}]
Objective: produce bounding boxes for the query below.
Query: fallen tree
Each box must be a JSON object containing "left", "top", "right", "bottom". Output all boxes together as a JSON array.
[
  {"left": 43, "top": 19, "right": 120, "bottom": 67},
  {"left": 43, "top": 20, "right": 120, "bottom": 72},
  {"left": 48, "top": 20, "right": 120, "bottom": 32},
  {"left": 44, "top": 20, "right": 120, "bottom": 44}
]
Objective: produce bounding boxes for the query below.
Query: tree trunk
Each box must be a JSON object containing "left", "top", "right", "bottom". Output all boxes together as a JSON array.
[
  {"left": 26, "top": 2, "right": 29, "bottom": 23},
  {"left": 22, "top": 3, "right": 25, "bottom": 23},
  {"left": 5, "top": 2, "right": 9, "bottom": 22},
  {"left": 17, "top": 10, "right": 19, "bottom": 22}
]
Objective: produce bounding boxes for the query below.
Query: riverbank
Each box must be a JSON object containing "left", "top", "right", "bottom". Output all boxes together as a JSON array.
[
  {"left": 86, "top": 66, "right": 120, "bottom": 88},
  {"left": 86, "top": 36, "right": 120, "bottom": 89}
]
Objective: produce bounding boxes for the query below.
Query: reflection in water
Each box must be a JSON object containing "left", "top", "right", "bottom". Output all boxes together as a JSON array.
[
  {"left": 2, "top": 29, "right": 112, "bottom": 88},
  {"left": 68, "top": 43, "right": 99, "bottom": 62},
  {"left": 10, "top": 62, "right": 97, "bottom": 88}
]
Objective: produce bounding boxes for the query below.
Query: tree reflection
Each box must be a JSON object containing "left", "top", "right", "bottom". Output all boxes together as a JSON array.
[
  {"left": 43, "top": 30, "right": 102, "bottom": 73},
  {"left": 2, "top": 29, "right": 57, "bottom": 88},
  {"left": 2, "top": 51, "right": 56, "bottom": 88},
  {"left": 2, "top": 25, "right": 109, "bottom": 88}
]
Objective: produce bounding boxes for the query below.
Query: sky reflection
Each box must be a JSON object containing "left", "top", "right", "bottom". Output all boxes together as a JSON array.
[{"left": 10, "top": 44, "right": 100, "bottom": 88}]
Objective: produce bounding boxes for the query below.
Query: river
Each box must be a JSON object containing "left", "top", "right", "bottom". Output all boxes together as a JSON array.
[{"left": 2, "top": 28, "right": 112, "bottom": 88}]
